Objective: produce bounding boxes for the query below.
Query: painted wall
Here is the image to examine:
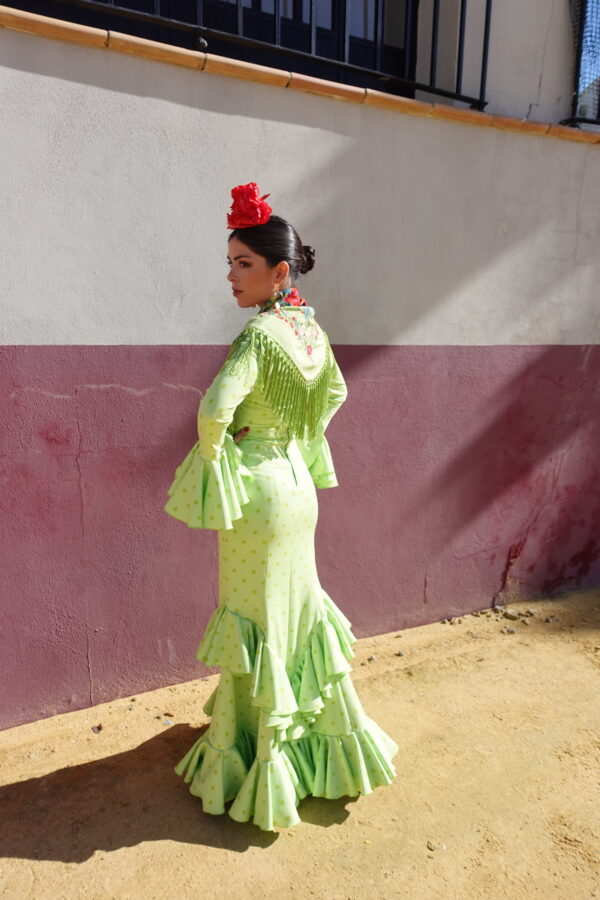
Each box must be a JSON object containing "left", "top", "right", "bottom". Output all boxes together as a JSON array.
[{"left": 1, "top": 24, "right": 599, "bottom": 729}]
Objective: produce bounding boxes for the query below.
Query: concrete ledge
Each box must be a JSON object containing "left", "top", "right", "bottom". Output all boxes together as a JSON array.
[
  {"left": 287, "top": 71, "right": 366, "bottom": 103},
  {"left": 362, "top": 89, "right": 434, "bottom": 116},
  {"left": 488, "top": 114, "right": 551, "bottom": 135},
  {"left": 0, "top": 4, "right": 107, "bottom": 47},
  {"left": 106, "top": 30, "right": 206, "bottom": 68},
  {"left": 1, "top": 4, "right": 599, "bottom": 146},
  {"left": 429, "top": 102, "right": 494, "bottom": 128},
  {"left": 546, "top": 122, "right": 600, "bottom": 143},
  {"left": 203, "top": 54, "right": 291, "bottom": 87}
]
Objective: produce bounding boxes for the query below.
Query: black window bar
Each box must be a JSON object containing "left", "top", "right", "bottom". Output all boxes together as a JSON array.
[
  {"left": 7, "top": 0, "right": 494, "bottom": 109},
  {"left": 562, "top": 0, "right": 600, "bottom": 127}
]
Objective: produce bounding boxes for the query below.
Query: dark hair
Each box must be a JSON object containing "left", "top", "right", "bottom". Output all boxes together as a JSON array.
[{"left": 228, "top": 214, "right": 315, "bottom": 280}]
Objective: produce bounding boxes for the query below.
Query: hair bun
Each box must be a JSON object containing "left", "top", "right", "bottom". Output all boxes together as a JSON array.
[{"left": 300, "top": 244, "right": 316, "bottom": 274}]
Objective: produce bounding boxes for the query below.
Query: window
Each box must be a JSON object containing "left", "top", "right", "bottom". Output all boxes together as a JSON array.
[
  {"left": 564, "top": 0, "right": 600, "bottom": 127},
  {"left": 192, "top": 0, "right": 411, "bottom": 95},
  {"left": 9, "top": 0, "right": 493, "bottom": 107}
]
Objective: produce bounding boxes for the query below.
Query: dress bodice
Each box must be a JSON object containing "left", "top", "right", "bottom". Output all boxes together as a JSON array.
[
  {"left": 218, "top": 304, "right": 337, "bottom": 445},
  {"left": 164, "top": 298, "right": 348, "bottom": 530}
]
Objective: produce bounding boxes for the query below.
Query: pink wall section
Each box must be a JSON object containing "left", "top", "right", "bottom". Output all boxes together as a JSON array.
[{"left": 1, "top": 345, "right": 599, "bottom": 730}]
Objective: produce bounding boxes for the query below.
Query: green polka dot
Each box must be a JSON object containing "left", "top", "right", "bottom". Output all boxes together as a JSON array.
[{"left": 174, "top": 395, "right": 398, "bottom": 826}]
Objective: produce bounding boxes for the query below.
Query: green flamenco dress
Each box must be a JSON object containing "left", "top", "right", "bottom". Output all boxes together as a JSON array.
[{"left": 164, "top": 296, "right": 399, "bottom": 831}]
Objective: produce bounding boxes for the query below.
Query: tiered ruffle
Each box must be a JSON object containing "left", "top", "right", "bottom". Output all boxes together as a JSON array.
[
  {"left": 174, "top": 729, "right": 255, "bottom": 815},
  {"left": 175, "top": 593, "right": 400, "bottom": 830},
  {"left": 197, "top": 592, "right": 356, "bottom": 742},
  {"left": 175, "top": 718, "right": 399, "bottom": 831},
  {"left": 281, "top": 720, "right": 399, "bottom": 800},
  {"left": 164, "top": 432, "right": 253, "bottom": 530}
]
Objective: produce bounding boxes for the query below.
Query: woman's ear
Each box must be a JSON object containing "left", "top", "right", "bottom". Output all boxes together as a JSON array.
[{"left": 276, "top": 260, "right": 290, "bottom": 282}]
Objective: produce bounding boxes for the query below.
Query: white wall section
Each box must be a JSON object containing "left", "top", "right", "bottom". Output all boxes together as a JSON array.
[{"left": 1, "top": 23, "right": 598, "bottom": 346}]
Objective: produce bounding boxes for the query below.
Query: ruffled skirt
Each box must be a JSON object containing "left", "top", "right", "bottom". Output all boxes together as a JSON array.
[{"left": 171, "top": 433, "right": 399, "bottom": 830}]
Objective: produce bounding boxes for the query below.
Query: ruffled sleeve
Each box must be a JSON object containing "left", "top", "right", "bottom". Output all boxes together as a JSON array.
[
  {"left": 297, "top": 345, "right": 347, "bottom": 489},
  {"left": 164, "top": 328, "right": 258, "bottom": 530},
  {"left": 164, "top": 432, "right": 254, "bottom": 530}
]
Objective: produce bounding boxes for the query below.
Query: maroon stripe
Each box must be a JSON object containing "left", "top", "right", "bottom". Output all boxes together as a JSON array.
[{"left": 1, "top": 344, "right": 599, "bottom": 729}]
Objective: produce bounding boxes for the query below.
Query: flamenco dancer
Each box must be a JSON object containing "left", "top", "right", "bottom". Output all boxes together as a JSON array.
[{"left": 165, "top": 182, "right": 399, "bottom": 831}]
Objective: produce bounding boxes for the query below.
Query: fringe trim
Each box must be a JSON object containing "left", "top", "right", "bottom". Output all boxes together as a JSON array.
[{"left": 221, "top": 326, "right": 333, "bottom": 441}]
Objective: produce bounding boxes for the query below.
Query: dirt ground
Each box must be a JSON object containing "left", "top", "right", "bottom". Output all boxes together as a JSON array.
[{"left": 1, "top": 589, "right": 599, "bottom": 900}]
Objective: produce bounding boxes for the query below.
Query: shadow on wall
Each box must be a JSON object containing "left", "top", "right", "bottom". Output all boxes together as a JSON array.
[
  {"left": 401, "top": 344, "right": 600, "bottom": 601},
  {"left": 1, "top": 27, "right": 599, "bottom": 730},
  {"left": 2, "top": 26, "right": 597, "bottom": 348}
]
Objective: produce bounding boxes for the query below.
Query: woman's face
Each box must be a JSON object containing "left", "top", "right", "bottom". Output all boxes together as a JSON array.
[{"left": 227, "top": 236, "right": 289, "bottom": 309}]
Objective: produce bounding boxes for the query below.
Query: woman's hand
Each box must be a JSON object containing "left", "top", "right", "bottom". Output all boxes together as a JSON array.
[{"left": 232, "top": 426, "right": 250, "bottom": 444}]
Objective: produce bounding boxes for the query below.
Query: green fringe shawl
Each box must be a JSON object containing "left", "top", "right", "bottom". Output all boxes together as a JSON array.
[{"left": 221, "top": 324, "right": 333, "bottom": 441}]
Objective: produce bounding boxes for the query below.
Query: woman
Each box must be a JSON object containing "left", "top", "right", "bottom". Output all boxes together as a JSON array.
[{"left": 164, "top": 183, "right": 399, "bottom": 831}]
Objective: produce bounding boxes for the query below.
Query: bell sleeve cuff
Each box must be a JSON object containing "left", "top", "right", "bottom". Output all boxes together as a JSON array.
[{"left": 164, "top": 432, "right": 253, "bottom": 530}]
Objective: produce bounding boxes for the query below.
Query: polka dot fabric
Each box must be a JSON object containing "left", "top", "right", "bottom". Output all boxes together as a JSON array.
[{"left": 166, "top": 310, "right": 399, "bottom": 831}]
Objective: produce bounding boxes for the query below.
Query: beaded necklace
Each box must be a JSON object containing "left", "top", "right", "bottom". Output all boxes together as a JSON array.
[{"left": 259, "top": 287, "right": 320, "bottom": 356}]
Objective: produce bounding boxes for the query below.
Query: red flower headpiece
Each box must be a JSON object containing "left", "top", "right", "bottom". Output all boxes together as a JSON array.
[{"left": 227, "top": 182, "right": 272, "bottom": 229}]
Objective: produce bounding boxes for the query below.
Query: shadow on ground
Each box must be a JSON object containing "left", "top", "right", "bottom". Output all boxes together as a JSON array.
[{"left": 0, "top": 723, "right": 356, "bottom": 862}]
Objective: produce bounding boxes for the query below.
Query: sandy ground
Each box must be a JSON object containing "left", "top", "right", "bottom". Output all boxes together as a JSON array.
[{"left": 0, "top": 589, "right": 599, "bottom": 900}]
